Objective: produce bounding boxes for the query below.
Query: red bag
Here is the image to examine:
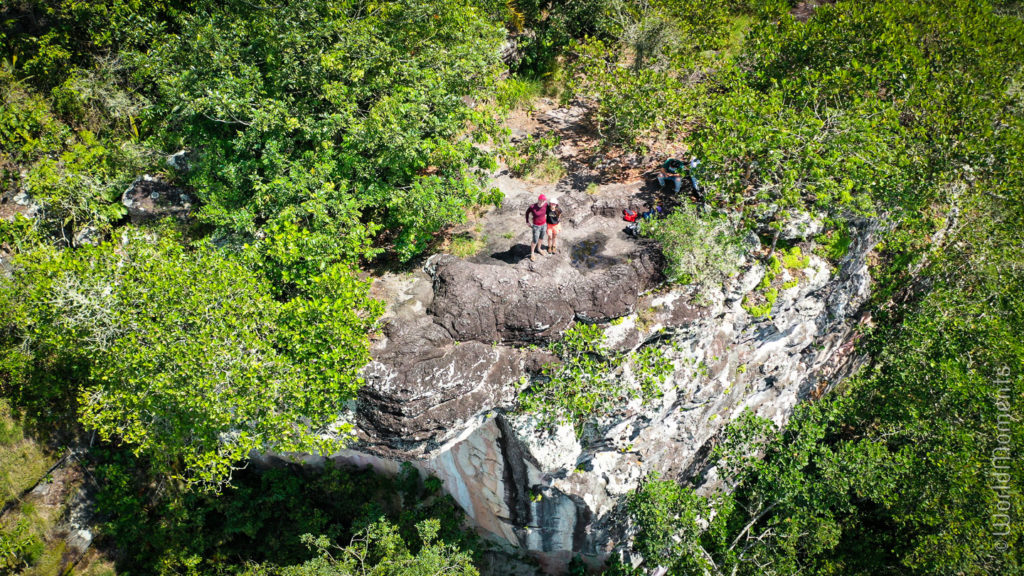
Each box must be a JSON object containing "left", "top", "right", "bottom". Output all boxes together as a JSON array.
[{"left": 623, "top": 209, "right": 638, "bottom": 222}]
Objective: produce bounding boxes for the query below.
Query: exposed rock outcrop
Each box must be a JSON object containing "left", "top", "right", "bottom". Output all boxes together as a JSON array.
[
  {"left": 268, "top": 101, "right": 879, "bottom": 575},
  {"left": 358, "top": 315, "right": 554, "bottom": 452},
  {"left": 121, "top": 175, "right": 194, "bottom": 224},
  {"left": 429, "top": 245, "right": 662, "bottom": 343},
  {"left": 332, "top": 202, "right": 878, "bottom": 575}
]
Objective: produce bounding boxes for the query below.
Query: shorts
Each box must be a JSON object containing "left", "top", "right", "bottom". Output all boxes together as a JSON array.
[
  {"left": 531, "top": 223, "right": 547, "bottom": 243},
  {"left": 546, "top": 223, "right": 560, "bottom": 235}
]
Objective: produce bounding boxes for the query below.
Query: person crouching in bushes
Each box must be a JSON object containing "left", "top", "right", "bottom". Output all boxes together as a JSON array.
[
  {"left": 546, "top": 197, "right": 563, "bottom": 254},
  {"left": 526, "top": 194, "right": 549, "bottom": 261},
  {"left": 657, "top": 156, "right": 685, "bottom": 193}
]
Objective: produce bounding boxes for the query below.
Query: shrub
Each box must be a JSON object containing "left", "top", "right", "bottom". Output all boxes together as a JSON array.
[
  {"left": 519, "top": 323, "right": 673, "bottom": 436},
  {"left": 781, "top": 246, "right": 809, "bottom": 269},
  {"left": 504, "top": 132, "right": 561, "bottom": 177},
  {"left": 496, "top": 76, "right": 544, "bottom": 111},
  {"left": 639, "top": 205, "right": 744, "bottom": 291}
]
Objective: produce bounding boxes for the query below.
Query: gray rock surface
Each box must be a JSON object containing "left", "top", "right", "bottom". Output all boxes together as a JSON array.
[
  {"left": 430, "top": 245, "right": 662, "bottom": 343},
  {"left": 358, "top": 315, "right": 555, "bottom": 452},
  {"left": 121, "top": 175, "right": 194, "bottom": 224},
  {"left": 335, "top": 215, "right": 877, "bottom": 574}
]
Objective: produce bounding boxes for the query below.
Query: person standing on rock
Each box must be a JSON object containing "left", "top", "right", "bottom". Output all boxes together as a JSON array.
[
  {"left": 546, "top": 197, "right": 563, "bottom": 254},
  {"left": 526, "top": 194, "right": 548, "bottom": 261}
]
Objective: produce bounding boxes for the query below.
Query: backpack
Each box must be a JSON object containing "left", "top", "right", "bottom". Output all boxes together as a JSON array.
[{"left": 623, "top": 209, "right": 638, "bottom": 222}]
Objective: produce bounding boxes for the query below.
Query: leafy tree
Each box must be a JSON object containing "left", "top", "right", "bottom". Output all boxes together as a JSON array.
[
  {"left": 90, "top": 453, "right": 477, "bottom": 575},
  {"left": 1, "top": 229, "right": 382, "bottom": 487},
  {"left": 623, "top": 474, "right": 727, "bottom": 575},
  {"left": 261, "top": 520, "right": 479, "bottom": 576},
  {"left": 139, "top": 0, "right": 506, "bottom": 262},
  {"left": 519, "top": 323, "right": 673, "bottom": 436},
  {"left": 564, "top": 36, "right": 696, "bottom": 148}
]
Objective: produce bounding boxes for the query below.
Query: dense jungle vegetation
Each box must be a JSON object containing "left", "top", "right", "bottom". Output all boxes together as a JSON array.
[{"left": 0, "top": 0, "right": 1021, "bottom": 574}]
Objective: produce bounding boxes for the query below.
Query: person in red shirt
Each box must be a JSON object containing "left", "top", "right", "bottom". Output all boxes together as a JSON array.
[{"left": 525, "top": 194, "right": 548, "bottom": 261}]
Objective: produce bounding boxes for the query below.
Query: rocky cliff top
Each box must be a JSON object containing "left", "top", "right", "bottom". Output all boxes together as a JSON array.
[{"left": 330, "top": 101, "right": 877, "bottom": 574}]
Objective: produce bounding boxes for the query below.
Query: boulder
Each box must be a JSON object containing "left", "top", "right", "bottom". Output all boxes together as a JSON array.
[
  {"left": 166, "top": 149, "right": 190, "bottom": 172},
  {"left": 0, "top": 190, "right": 40, "bottom": 221},
  {"left": 780, "top": 210, "right": 823, "bottom": 240},
  {"left": 358, "top": 316, "right": 554, "bottom": 451},
  {"left": 73, "top": 226, "right": 101, "bottom": 246},
  {"left": 429, "top": 246, "right": 663, "bottom": 343},
  {"left": 121, "top": 175, "right": 194, "bottom": 224}
]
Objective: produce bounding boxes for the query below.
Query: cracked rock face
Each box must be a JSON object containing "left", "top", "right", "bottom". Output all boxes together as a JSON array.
[
  {"left": 331, "top": 192, "right": 877, "bottom": 574},
  {"left": 429, "top": 245, "right": 663, "bottom": 343},
  {"left": 358, "top": 315, "right": 555, "bottom": 451}
]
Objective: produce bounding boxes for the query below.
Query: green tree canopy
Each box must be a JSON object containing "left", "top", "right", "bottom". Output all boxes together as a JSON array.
[{"left": 1, "top": 229, "right": 381, "bottom": 487}]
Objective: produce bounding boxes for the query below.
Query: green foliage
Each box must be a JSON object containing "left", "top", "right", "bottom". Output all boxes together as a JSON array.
[
  {"left": 638, "top": 205, "right": 744, "bottom": 291},
  {"left": 24, "top": 130, "right": 131, "bottom": 241},
  {"left": 814, "top": 225, "right": 852, "bottom": 262},
  {"left": 528, "top": 155, "right": 566, "bottom": 183},
  {"left": 93, "top": 454, "right": 477, "bottom": 575},
  {"left": 504, "top": 132, "right": 561, "bottom": 177},
  {"left": 0, "top": 1, "right": 188, "bottom": 88},
  {"left": 512, "top": 0, "right": 615, "bottom": 77},
  {"left": 496, "top": 76, "right": 544, "bottom": 111},
  {"left": 1, "top": 230, "right": 381, "bottom": 487},
  {"left": 139, "top": 0, "right": 506, "bottom": 262},
  {"left": 603, "top": 0, "right": 732, "bottom": 68},
  {"left": 741, "top": 287, "right": 776, "bottom": 318},
  {"left": 0, "top": 518, "right": 45, "bottom": 571},
  {"left": 692, "top": 82, "right": 920, "bottom": 227},
  {"left": 565, "top": 37, "right": 694, "bottom": 148},
  {"left": 263, "top": 519, "right": 478, "bottom": 576},
  {"left": 742, "top": 253, "right": 782, "bottom": 317},
  {"left": 626, "top": 473, "right": 727, "bottom": 575},
  {"left": 0, "top": 69, "right": 72, "bottom": 165},
  {"left": 447, "top": 233, "right": 487, "bottom": 258},
  {"left": 780, "top": 246, "right": 808, "bottom": 270},
  {"left": 0, "top": 67, "right": 149, "bottom": 244},
  {"left": 519, "top": 323, "right": 673, "bottom": 436}
]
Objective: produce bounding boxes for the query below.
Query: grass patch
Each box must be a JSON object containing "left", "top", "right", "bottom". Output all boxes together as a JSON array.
[
  {"left": 496, "top": 76, "right": 544, "bottom": 111},
  {"left": 0, "top": 401, "right": 66, "bottom": 575},
  {"left": 505, "top": 132, "right": 560, "bottom": 177},
  {"left": 528, "top": 155, "right": 566, "bottom": 183},
  {"left": 448, "top": 232, "right": 486, "bottom": 258},
  {"left": 586, "top": 182, "right": 600, "bottom": 195},
  {"left": 0, "top": 401, "right": 53, "bottom": 504}
]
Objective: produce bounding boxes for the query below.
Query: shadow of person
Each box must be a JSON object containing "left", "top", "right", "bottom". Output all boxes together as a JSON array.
[{"left": 490, "top": 243, "right": 533, "bottom": 264}]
